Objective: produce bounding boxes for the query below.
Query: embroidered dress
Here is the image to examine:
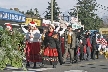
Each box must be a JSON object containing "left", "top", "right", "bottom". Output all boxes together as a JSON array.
[
  {"left": 43, "top": 31, "right": 59, "bottom": 65},
  {"left": 25, "top": 30, "right": 42, "bottom": 62}
]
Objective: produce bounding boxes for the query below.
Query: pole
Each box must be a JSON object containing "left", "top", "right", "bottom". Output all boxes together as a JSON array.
[
  {"left": 76, "top": 7, "right": 78, "bottom": 20},
  {"left": 51, "top": 0, "right": 53, "bottom": 24}
]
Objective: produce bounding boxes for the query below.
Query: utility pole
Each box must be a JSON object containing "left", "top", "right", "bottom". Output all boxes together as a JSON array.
[
  {"left": 74, "top": 6, "right": 79, "bottom": 19},
  {"left": 51, "top": 0, "right": 53, "bottom": 24},
  {"left": 76, "top": 7, "right": 78, "bottom": 19}
]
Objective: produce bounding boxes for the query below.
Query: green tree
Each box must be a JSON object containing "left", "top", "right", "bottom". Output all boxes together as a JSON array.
[
  {"left": 45, "top": 0, "right": 61, "bottom": 21},
  {"left": 34, "top": 8, "right": 41, "bottom": 18},
  {"left": 26, "top": 9, "right": 34, "bottom": 17},
  {"left": 0, "top": 29, "right": 26, "bottom": 70},
  {"left": 25, "top": 8, "right": 41, "bottom": 18},
  {"left": 69, "top": 0, "right": 103, "bottom": 30}
]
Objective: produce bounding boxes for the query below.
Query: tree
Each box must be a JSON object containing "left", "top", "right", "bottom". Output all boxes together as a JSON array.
[
  {"left": 26, "top": 9, "right": 34, "bottom": 17},
  {"left": 69, "top": 0, "right": 103, "bottom": 30},
  {"left": 19, "top": 11, "right": 25, "bottom": 14},
  {"left": 34, "top": 8, "right": 41, "bottom": 18},
  {"left": 10, "top": 8, "right": 13, "bottom": 10},
  {"left": 0, "top": 29, "right": 26, "bottom": 70},
  {"left": 25, "top": 8, "right": 41, "bottom": 18},
  {"left": 44, "top": 0, "right": 61, "bottom": 21}
]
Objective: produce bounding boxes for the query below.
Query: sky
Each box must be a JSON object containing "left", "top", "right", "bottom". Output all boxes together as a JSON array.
[{"left": 0, "top": 0, "right": 108, "bottom": 17}]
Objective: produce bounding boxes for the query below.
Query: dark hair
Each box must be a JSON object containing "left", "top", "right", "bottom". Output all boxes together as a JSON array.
[
  {"left": 67, "top": 25, "right": 72, "bottom": 28},
  {"left": 60, "top": 28, "right": 63, "bottom": 31}
]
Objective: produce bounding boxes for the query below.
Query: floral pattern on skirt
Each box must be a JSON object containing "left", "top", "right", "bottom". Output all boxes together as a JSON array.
[{"left": 43, "top": 47, "right": 58, "bottom": 65}]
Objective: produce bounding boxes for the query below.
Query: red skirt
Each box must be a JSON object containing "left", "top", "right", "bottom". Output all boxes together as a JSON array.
[
  {"left": 83, "top": 45, "right": 86, "bottom": 53},
  {"left": 43, "top": 47, "right": 58, "bottom": 65},
  {"left": 61, "top": 38, "right": 65, "bottom": 55},
  {"left": 44, "top": 47, "right": 58, "bottom": 57},
  {"left": 26, "top": 42, "right": 42, "bottom": 62}
]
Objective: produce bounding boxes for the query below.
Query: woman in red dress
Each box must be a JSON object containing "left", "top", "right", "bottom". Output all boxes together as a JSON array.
[
  {"left": 25, "top": 22, "right": 41, "bottom": 68},
  {"left": 43, "top": 24, "right": 59, "bottom": 68}
]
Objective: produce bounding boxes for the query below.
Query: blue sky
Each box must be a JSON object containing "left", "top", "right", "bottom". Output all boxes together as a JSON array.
[{"left": 0, "top": 0, "right": 108, "bottom": 17}]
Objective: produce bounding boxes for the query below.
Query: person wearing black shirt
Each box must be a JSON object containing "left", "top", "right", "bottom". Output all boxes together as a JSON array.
[{"left": 91, "top": 31, "right": 96, "bottom": 60}]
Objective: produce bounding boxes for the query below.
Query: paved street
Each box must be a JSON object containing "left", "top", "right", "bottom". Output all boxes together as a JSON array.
[
  {"left": 1, "top": 55, "right": 108, "bottom": 72},
  {"left": 43, "top": 58, "right": 108, "bottom": 72}
]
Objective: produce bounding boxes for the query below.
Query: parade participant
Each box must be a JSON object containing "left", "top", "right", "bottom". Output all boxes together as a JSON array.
[
  {"left": 63, "top": 25, "right": 76, "bottom": 64},
  {"left": 79, "top": 31, "right": 87, "bottom": 61},
  {"left": 55, "top": 24, "right": 67, "bottom": 65},
  {"left": 5, "top": 23, "right": 13, "bottom": 35},
  {"left": 86, "top": 31, "right": 91, "bottom": 61},
  {"left": 56, "top": 26, "right": 66, "bottom": 65},
  {"left": 96, "top": 33, "right": 101, "bottom": 59},
  {"left": 59, "top": 23, "right": 67, "bottom": 55},
  {"left": 76, "top": 28, "right": 82, "bottom": 62},
  {"left": 59, "top": 28, "right": 65, "bottom": 55},
  {"left": 25, "top": 22, "right": 41, "bottom": 68},
  {"left": 5, "top": 23, "right": 12, "bottom": 31},
  {"left": 42, "top": 24, "right": 60, "bottom": 68},
  {"left": 91, "top": 31, "right": 96, "bottom": 60},
  {"left": 55, "top": 25, "right": 66, "bottom": 55}
]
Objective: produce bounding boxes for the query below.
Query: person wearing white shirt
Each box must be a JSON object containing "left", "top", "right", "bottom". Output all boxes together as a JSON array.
[{"left": 25, "top": 22, "right": 41, "bottom": 68}]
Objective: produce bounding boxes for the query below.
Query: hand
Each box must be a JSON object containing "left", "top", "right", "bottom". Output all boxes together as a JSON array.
[
  {"left": 52, "top": 34, "right": 58, "bottom": 39},
  {"left": 30, "top": 35, "right": 33, "bottom": 38}
]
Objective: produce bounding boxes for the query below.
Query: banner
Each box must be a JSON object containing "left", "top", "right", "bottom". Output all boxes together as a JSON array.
[
  {"left": 0, "top": 11, "right": 25, "bottom": 22},
  {"left": 72, "top": 23, "right": 81, "bottom": 29},
  {"left": 25, "top": 18, "right": 32, "bottom": 24},
  {"left": 33, "top": 19, "right": 41, "bottom": 26}
]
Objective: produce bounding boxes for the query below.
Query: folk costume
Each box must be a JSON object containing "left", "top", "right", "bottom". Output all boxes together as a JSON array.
[
  {"left": 43, "top": 24, "right": 59, "bottom": 68},
  {"left": 5, "top": 23, "right": 13, "bottom": 35},
  {"left": 5, "top": 23, "right": 12, "bottom": 31},
  {"left": 25, "top": 22, "right": 41, "bottom": 68},
  {"left": 59, "top": 28, "right": 66, "bottom": 55}
]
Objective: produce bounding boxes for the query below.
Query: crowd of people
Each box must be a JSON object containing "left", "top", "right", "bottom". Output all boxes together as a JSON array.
[{"left": 5, "top": 22, "right": 108, "bottom": 69}]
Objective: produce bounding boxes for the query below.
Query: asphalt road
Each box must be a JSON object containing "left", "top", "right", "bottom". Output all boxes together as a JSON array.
[
  {"left": 43, "top": 58, "right": 108, "bottom": 72},
  {"left": 1, "top": 55, "right": 108, "bottom": 72}
]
